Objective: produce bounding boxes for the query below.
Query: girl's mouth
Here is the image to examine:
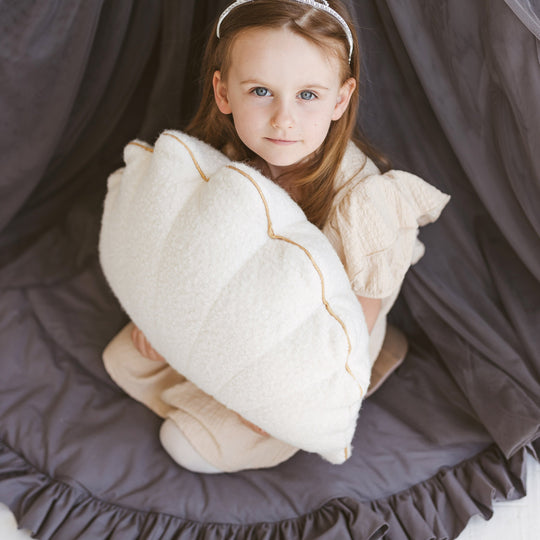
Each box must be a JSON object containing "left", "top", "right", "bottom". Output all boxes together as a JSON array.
[{"left": 266, "top": 138, "right": 297, "bottom": 145}]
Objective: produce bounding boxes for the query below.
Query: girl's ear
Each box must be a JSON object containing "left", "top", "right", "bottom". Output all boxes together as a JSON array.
[
  {"left": 331, "top": 77, "right": 356, "bottom": 121},
  {"left": 213, "top": 71, "right": 232, "bottom": 114}
]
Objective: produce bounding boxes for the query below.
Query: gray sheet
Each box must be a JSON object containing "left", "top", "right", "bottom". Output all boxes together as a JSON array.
[{"left": 1, "top": 1, "right": 539, "bottom": 538}]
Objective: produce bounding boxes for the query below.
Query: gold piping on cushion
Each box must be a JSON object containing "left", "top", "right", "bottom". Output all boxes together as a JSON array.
[
  {"left": 228, "top": 165, "right": 364, "bottom": 398},
  {"left": 163, "top": 132, "right": 209, "bottom": 182},
  {"left": 128, "top": 141, "right": 154, "bottom": 152},
  {"left": 128, "top": 134, "right": 210, "bottom": 183}
]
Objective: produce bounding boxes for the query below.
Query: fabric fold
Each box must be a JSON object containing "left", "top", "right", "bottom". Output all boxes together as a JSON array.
[{"left": 2, "top": 437, "right": 537, "bottom": 539}]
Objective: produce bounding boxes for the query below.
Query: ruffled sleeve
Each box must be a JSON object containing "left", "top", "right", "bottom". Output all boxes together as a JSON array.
[{"left": 324, "top": 163, "right": 450, "bottom": 299}]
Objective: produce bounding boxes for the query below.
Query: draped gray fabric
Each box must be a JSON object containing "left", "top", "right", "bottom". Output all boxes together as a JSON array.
[{"left": 0, "top": 1, "right": 538, "bottom": 538}]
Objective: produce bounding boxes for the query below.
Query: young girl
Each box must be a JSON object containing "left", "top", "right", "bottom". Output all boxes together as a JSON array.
[{"left": 103, "top": 0, "right": 449, "bottom": 473}]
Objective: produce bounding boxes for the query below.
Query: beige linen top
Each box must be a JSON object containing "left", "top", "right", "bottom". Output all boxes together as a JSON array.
[{"left": 323, "top": 141, "right": 450, "bottom": 363}]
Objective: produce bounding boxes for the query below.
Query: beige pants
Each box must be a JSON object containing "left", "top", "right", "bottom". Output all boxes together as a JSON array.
[{"left": 103, "top": 322, "right": 406, "bottom": 473}]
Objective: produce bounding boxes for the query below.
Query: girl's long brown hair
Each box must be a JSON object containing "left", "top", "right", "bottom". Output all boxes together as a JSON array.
[{"left": 186, "top": 0, "right": 388, "bottom": 229}]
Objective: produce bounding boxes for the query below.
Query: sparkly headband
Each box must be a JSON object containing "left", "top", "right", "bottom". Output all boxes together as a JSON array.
[{"left": 216, "top": 0, "right": 354, "bottom": 63}]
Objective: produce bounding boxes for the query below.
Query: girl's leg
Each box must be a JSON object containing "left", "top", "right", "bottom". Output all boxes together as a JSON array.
[
  {"left": 103, "top": 322, "right": 183, "bottom": 418},
  {"left": 159, "top": 419, "right": 222, "bottom": 474}
]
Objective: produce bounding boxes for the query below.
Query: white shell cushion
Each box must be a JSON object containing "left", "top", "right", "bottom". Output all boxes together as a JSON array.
[{"left": 99, "top": 130, "right": 371, "bottom": 464}]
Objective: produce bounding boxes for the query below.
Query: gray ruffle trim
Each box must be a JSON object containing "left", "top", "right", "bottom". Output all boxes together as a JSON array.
[{"left": 1, "top": 439, "right": 538, "bottom": 540}]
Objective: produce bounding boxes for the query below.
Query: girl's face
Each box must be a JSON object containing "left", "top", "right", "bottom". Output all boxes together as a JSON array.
[{"left": 213, "top": 27, "right": 355, "bottom": 179}]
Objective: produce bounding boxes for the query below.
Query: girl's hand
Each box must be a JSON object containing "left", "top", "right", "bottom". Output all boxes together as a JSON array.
[
  {"left": 237, "top": 414, "right": 269, "bottom": 437},
  {"left": 131, "top": 325, "right": 166, "bottom": 362}
]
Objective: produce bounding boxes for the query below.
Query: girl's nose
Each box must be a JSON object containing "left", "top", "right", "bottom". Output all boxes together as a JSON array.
[{"left": 271, "top": 100, "right": 294, "bottom": 129}]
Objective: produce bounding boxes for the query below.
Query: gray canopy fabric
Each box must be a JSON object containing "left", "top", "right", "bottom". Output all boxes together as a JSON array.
[{"left": 0, "top": 1, "right": 539, "bottom": 539}]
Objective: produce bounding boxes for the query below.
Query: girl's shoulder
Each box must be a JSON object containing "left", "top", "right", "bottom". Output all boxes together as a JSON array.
[{"left": 331, "top": 141, "right": 379, "bottom": 202}]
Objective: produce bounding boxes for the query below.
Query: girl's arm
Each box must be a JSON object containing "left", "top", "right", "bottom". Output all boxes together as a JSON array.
[{"left": 356, "top": 296, "right": 381, "bottom": 334}]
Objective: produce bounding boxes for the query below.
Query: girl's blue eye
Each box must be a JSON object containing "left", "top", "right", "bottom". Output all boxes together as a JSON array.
[
  {"left": 299, "top": 90, "right": 316, "bottom": 100},
  {"left": 253, "top": 87, "right": 270, "bottom": 97}
]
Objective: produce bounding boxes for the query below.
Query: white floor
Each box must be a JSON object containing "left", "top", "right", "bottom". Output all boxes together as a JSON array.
[
  {"left": 1, "top": 453, "right": 539, "bottom": 539},
  {"left": 0, "top": 506, "right": 33, "bottom": 540}
]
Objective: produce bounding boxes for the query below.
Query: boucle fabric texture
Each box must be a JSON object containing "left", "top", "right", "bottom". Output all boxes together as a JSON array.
[
  {"left": 103, "top": 323, "right": 300, "bottom": 473},
  {"left": 99, "top": 130, "right": 372, "bottom": 464}
]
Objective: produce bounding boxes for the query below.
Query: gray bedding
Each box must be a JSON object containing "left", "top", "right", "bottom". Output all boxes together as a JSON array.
[{"left": 1, "top": 1, "right": 539, "bottom": 538}]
